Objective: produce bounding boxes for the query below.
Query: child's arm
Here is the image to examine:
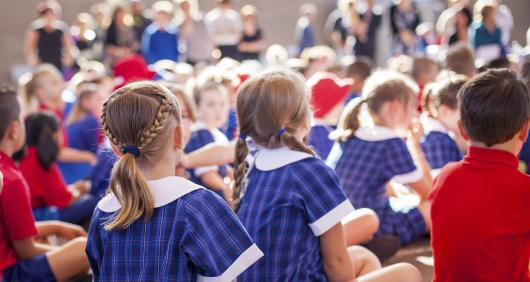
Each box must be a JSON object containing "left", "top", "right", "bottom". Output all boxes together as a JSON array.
[
  {"left": 12, "top": 238, "right": 55, "bottom": 259},
  {"left": 320, "top": 223, "right": 356, "bottom": 282},
  {"left": 406, "top": 122, "right": 433, "bottom": 201},
  {"left": 36, "top": 221, "right": 87, "bottom": 239},
  {"left": 58, "top": 147, "right": 97, "bottom": 165},
  {"left": 181, "top": 144, "right": 234, "bottom": 168}
]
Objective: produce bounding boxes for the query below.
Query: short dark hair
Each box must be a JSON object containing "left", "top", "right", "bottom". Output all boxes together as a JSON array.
[
  {"left": 25, "top": 112, "right": 60, "bottom": 170},
  {"left": 346, "top": 58, "right": 372, "bottom": 81},
  {"left": 458, "top": 69, "right": 530, "bottom": 146},
  {"left": 0, "top": 87, "right": 21, "bottom": 140},
  {"left": 446, "top": 43, "right": 476, "bottom": 77}
]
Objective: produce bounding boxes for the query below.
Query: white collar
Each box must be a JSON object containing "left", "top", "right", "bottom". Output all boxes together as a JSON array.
[
  {"left": 191, "top": 121, "right": 208, "bottom": 131},
  {"left": 354, "top": 125, "right": 400, "bottom": 141},
  {"left": 254, "top": 147, "right": 313, "bottom": 171},
  {"left": 97, "top": 176, "right": 202, "bottom": 213},
  {"left": 421, "top": 116, "right": 449, "bottom": 134}
]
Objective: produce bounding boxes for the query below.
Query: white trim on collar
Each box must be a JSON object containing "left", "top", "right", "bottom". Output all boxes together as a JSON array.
[
  {"left": 254, "top": 147, "right": 313, "bottom": 171},
  {"left": 354, "top": 125, "right": 400, "bottom": 141},
  {"left": 421, "top": 116, "right": 449, "bottom": 134},
  {"left": 191, "top": 121, "right": 208, "bottom": 132},
  {"left": 97, "top": 176, "right": 202, "bottom": 213}
]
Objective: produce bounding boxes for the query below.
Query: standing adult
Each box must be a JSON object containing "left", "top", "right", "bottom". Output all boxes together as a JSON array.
[
  {"left": 389, "top": 0, "right": 421, "bottom": 56},
  {"left": 238, "top": 5, "right": 265, "bottom": 61},
  {"left": 205, "top": 0, "right": 242, "bottom": 60},
  {"left": 141, "top": 1, "right": 179, "bottom": 65},
  {"left": 295, "top": 3, "right": 317, "bottom": 56},
  {"left": 104, "top": 5, "right": 139, "bottom": 66},
  {"left": 176, "top": 0, "right": 213, "bottom": 65},
  {"left": 353, "top": 0, "right": 382, "bottom": 61}
]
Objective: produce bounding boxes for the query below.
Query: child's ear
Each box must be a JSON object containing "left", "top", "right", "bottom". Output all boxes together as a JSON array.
[
  {"left": 457, "top": 120, "right": 469, "bottom": 141},
  {"left": 518, "top": 120, "right": 530, "bottom": 143},
  {"left": 173, "top": 125, "right": 183, "bottom": 150}
]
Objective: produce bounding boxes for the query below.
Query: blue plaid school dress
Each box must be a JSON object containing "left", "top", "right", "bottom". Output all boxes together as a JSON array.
[
  {"left": 86, "top": 176, "right": 263, "bottom": 282},
  {"left": 420, "top": 117, "right": 462, "bottom": 174},
  {"left": 308, "top": 121, "right": 334, "bottom": 160},
  {"left": 327, "top": 125, "right": 426, "bottom": 244},
  {"left": 237, "top": 147, "right": 354, "bottom": 281},
  {"left": 183, "top": 122, "right": 230, "bottom": 197}
]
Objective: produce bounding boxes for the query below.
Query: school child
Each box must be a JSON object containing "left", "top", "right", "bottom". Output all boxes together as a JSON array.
[
  {"left": 307, "top": 71, "right": 352, "bottom": 159},
  {"left": 86, "top": 81, "right": 262, "bottom": 281},
  {"left": 0, "top": 87, "right": 89, "bottom": 281},
  {"left": 234, "top": 69, "right": 421, "bottom": 281},
  {"left": 19, "top": 112, "right": 98, "bottom": 225},
  {"left": 327, "top": 71, "right": 433, "bottom": 245},
  {"left": 184, "top": 81, "right": 233, "bottom": 201},
  {"left": 344, "top": 58, "right": 373, "bottom": 104},
  {"left": 59, "top": 83, "right": 105, "bottom": 184},
  {"left": 23, "top": 64, "right": 96, "bottom": 168},
  {"left": 430, "top": 69, "right": 530, "bottom": 281},
  {"left": 420, "top": 74, "right": 467, "bottom": 175},
  {"left": 411, "top": 57, "right": 439, "bottom": 112}
]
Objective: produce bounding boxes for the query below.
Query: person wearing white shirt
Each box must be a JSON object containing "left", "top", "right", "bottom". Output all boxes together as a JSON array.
[{"left": 205, "top": 0, "right": 242, "bottom": 60}]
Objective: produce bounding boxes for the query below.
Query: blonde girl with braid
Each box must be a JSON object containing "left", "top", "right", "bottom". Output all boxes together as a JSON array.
[
  {"left": 234, "top": 69, "right": 421, "bottom": 282},
  {"left": 86, "top": 81, "right": 262, "bottom": 281}
]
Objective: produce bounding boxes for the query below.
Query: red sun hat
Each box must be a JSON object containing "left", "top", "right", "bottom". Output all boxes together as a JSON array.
[
  {"left": 113, "top": 55, "right": 156, "bottom": 90},
  {"left": 307, "top": 71, "right": 353, "bottom": 119}
]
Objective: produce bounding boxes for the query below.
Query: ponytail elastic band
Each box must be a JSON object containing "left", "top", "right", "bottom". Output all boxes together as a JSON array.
[
  {"left": 122, "top": 145, "right": 140, "bottom": 158},
  {"left": 238, "top": 133, "right": 247, "bottom": 141},
  {"left": 277, "top": 128, "right": 286, "bottom": 137}
]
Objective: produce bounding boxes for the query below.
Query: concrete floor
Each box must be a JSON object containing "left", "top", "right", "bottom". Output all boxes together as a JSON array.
[{"left": 384, "top": 238, "right": 434, "bottom": 282}]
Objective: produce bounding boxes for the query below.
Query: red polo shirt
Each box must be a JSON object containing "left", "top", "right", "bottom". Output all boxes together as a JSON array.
[
  {"left": 430, "top": 146, "right": 530, "bottom": 282},
  {"left": 19, "top": 147, "right": 72, "bottom": 209},
  {"left": 0, "top": 151, "right": 37, "bottom": 273}
]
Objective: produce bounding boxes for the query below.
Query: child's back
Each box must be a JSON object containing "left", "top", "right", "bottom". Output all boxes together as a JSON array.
[{"left": 430, "top": 69, "right": 530, "bottom": 281}]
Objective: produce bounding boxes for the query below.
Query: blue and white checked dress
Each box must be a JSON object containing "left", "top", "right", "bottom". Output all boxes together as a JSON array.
[
  {"left": 237, "top": 147, "right": 354, "bottom": 281},
  {"left": 308, "top": 121, "right": 334, "bottom": 160},
  {"left": 420, "top": 117, "right": 462, "bottom": 176},
  {"left": 86, "top": 176, "right": 263, "bottom": 281},
  {"left": 327, "top": 125, "right": 427, "bottom": 244},
  {"left": 183, "top": 122, "right": 230, "bottom": 197}
]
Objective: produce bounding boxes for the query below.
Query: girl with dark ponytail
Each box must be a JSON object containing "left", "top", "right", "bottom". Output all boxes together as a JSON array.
[
  {"left": 234, "top": 69, "right": 421, "bottom": 281},
  {"left": 86, "top": 81, "right": 262, "bottom": 281}
]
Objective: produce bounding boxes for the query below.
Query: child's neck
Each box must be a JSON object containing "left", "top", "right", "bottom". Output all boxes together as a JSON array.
[
  {"left": 138, "top": 156, "right": 177, "bottom": 181},
  {"left": 470, "top": 140, "right": 520, "bottom": 156},
  {"left": 0, "top": 143, "right": 15, "bottom": 158}
]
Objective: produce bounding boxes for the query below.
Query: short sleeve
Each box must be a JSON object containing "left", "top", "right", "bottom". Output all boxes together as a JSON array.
[
  {"left": 421, "top": 133, "right": 462, "bottom": 170},
  {"left": 1, "top": 178, "right": 37, "bottom": 240},
  {"left": 184, "top": 130, "right": 218, "bottom": 177},
  {"left": 382, "top": 139, "right": 422, "bottom": 184},
  {"left": 182, "top": 190, "right": 263, "bottom": 281},
  {"left": 86, "top": 209, "right": 104, "bottom": 281},
  {"left": 43, "top": 165, "right": 73, "bottom": 209},
  {"left": 291, "top": 159, "right": 354, "bottom": 236}
]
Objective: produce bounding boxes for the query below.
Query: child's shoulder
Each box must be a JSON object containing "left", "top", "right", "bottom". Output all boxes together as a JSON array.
[{"left": 254, "top": 147, "right": 334, "bottom": 178}]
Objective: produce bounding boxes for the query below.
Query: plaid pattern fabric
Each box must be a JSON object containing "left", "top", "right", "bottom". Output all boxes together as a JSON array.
[
  {"left": 184, "top": 129, "right": 228, "bottom": 194},
  {"left": 86, "top": 189, "right": 256, "bottom": 281},
  {"left": 328, "top": 137, "right": 426, "bottom": 244},
  {"left": 237, "top": 157, "right": 352, "bottom": 281},
  {"left": 221, "top": 108, "right": 238, "bottom": 141},
  {"left": 308, "top": 124, "right": 334, "bottom": 160},
  {"left": 421, "top": 131, "right": 462, "bottom": 170}
]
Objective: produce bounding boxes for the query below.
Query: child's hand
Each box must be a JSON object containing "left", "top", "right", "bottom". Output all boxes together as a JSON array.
[
  {"left": 407, "top": 119, "right": 424, "bottom": 145},
  {"left": 53, "top": 221, "right": 87, "bottom": 239},
  {"left": 73, "top": 180, "right": 90, "bottom": 195}
]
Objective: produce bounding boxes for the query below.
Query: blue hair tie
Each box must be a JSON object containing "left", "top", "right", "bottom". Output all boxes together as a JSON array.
[
  {"left": 121, "top": 145, "right": 140, "bottom": 158},
  {"left": 277, "top": 128, "right": 286, "bottom": 138},
  {"left": 238, "top": 133, "right": 247, "bottom": 141}
]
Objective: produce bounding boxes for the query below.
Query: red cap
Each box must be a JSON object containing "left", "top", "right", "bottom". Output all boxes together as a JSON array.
[
  {"left": 307, "top": 72, "right": 353, "bottom": 118},
  {"left": 113, "top": 55, "right": 156, "bottom": 90}
]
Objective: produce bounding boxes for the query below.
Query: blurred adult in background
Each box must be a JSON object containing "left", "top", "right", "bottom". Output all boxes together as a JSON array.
[
  {"left": 205, "top": 0, "right": 242, "bottom": 60},
  {"left": 390, "top": 0, "right": 421, "bottom": 56},
  {"left": 436, "top": 0, "right": 472, "bottom": 39},
  {"left": 71, "top": 13, "right": 98, "bottom": 64},
  {"left": 238, "top": 5, "right": 265, "bottom": 61},
  {"left": 325, "top": 0, "right": 358, "bottom": 57},
  {"left": 141, "top": 1, "right": 179, "bottom": 65},
  {"left": 494, "top": 0, "right": 513, "bottom": 47},
  {"left": 353, "top": 0, "right": 382, "bottom": 61},
  {"left": 104, "top": 5, "right": 139, "bottom": 66},
  {"left": 90, "top": 3, "right": 111, "bottom": 61},
  {"left": 469, "top": 1, "right": 505, "bottom": 62},
  {"left": 25, "top": 0, "right": 74, "bottom": 72},
  {"left": 176, "top": 0, "right": 213, "bottom": 65},
  {"left": 129, "top": 0, "right": 151, "bottom": 43},
  {"left": 446, "top": 5, "right": 472, "bottom": 46},
  {"left": 295, "top": 3, "right": 317, "bottom": 56}
]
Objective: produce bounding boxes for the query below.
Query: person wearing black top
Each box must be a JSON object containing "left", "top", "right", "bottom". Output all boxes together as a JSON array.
[
  {"left": 238, "top": 5, "right": 265, "bottom": 61},
  {"left": 353, "top": 0, "right": 382, "bottom": 61}
]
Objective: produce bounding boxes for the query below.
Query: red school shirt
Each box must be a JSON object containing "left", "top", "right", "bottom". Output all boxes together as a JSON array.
[
  {"left": 19, "top": 147, "right": 72, "bottom": 209},
  {"left": 0, "top": 151, "right": 38, "bottom": 273},
  {"left": 38, "top": 103, "right": 68, "bottom": 147},
  {"left": 430, "top": 146, "right": 530, "bottom": 282}
]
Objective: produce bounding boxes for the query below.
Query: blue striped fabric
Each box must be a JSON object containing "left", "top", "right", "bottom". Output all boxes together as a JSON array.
[
  {"left": 237, "top": 155, "right": 351, "bottom": 281},
  {"left": 86, "top": 188, "right": 256, "bottom": 281},
  {"left": 308, "top": 124, "right": 334, "bottom": 160},
  {"left": 327, "top": 136, "right": 426, "bottom": 244},
  {"left": 421, "top": 131, "right": 462, "bottom": 170}
]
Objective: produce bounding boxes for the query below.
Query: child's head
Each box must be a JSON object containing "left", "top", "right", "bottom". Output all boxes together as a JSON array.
[
  {"left": 160, "top": 82, "right": 196, "bottom": 145},
  {"left": 412, "top": 57, "right": 440, "bottom": 87},
  {"left": 445, "top": 43, "right": 477, "bottom": 78},
  {"left": 299, "top": 3, "right": 317, "bottom": 21},
  {"left": 332, "top": 71, "right": 418, "bottom": 142},
  {"left": 233, "top": 69, "right": 314, "bottom": 208},
  {"left": 37, "top": 0, "right": 61, "bottom": 23},
  {"left": 458, "top": 69, "right": 530, "bottom": 149},
  {"left": 152, "top": 1, "right": 174, "bottom": 25},
  {"left": 0, "top": 87, "right": 24, "bottom": 155},
  {"left": 422, "top": 74, "right": 468, "bottom": 133},
  {"left": 101, "top": 81, "right": 182, "bottom": 230},
  {"left": 475, "top": 1, "right": 496, "bottom": 23},
  {"left": 25, "top": 112, "right": 60, "bottom": 170},
  {"left": 345, "top": 58, "right": 372, "bottom": 93},
  {"left": 24, "top": 64, "right": 64, "bottom": 110},
  {"left": 66, "top": 83, "right": 103, "bottom": 125},
  {"left": 192, "top": 81, "right": 229, "bottom": 129}
]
